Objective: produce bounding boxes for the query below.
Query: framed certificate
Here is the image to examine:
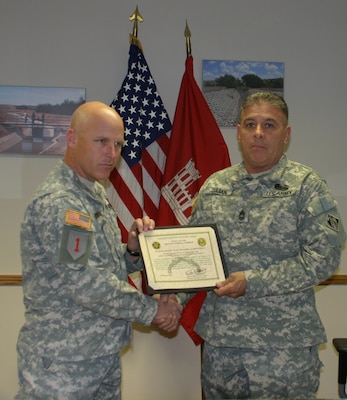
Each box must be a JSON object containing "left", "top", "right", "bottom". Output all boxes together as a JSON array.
[{"left": 138, "top": 225, "right": 227, "bottom": 294}]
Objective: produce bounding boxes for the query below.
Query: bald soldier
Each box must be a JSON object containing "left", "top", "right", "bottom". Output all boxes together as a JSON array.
[{"left": 15, "top": 101, "right": 182, "bottom": 400}]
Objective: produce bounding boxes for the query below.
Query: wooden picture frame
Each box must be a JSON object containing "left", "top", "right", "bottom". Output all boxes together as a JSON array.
[{"left": 0, "top": 85, "right": 85, "bottom": 156}]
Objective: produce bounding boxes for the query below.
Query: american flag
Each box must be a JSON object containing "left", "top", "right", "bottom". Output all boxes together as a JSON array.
[
  {"left": 107, "top": 43, "right": 171, "bottom": 241},
  {"left": 65, "top": 209, "right": 92, "bottom": 230}
]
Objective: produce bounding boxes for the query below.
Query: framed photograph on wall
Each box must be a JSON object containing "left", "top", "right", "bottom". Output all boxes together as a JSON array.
[
  {"left": 202, "top": 60, "right": 284, "bottom": 127},
  {"left": 0, "top": 86, "right": 86, "bottom": 156}
]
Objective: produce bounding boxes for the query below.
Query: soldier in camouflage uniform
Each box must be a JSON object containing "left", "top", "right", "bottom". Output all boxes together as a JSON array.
[
  {"left": 15, "top": 101, "right": 182, "bottom": 400},
  {"left": 184, "top": 92, "right": 346, "bottom": 399}
]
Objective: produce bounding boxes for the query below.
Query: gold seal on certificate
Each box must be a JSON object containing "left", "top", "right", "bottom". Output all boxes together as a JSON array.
[{"left": 138, "top": 225, "right": 227, "bottom": 293}]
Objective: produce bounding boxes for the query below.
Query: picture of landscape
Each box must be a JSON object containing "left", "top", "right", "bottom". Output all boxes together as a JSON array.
[
  {"left": 202, "top": 60, "right": 284, "bottom": 127},
  {"left": 0, "top": 86, "right": 86, "bottom": 155}
]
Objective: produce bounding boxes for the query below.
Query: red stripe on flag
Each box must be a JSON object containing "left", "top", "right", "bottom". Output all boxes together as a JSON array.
[
  {"left": 110, "top": 165, "right": 142, "bottom": 215},
  {"left": 157, "top": 131, "right": 171, "bottom": 154},
  {"left": 116, "top": 217, "right": 128, "bottom": 243},
  {"left": 142, "top": 150, "right": 163, "bottom": 190},
  {"left": 109, "top": 164, "right": 142, "bottom": 236}
]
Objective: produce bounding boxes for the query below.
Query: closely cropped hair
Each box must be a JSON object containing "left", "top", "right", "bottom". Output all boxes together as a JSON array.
[{"left": 239, "top": 91, "right": 288, "bottom": 123}]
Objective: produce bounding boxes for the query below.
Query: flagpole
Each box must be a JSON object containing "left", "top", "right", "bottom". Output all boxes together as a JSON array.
[
  {"left": 129, "top": 6, "right": 143, "bottom": 48},
  {"left": 184, "top": 22, "right": 203, "bottom": 400},
  {"left": 184, "top": 20, "right": 192, "bottom": 58}
]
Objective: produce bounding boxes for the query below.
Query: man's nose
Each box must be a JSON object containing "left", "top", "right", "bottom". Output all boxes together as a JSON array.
[
  {"left": 254, "top": 124, "right": 264, "bottom": 138},
  {"left": 107, "top": 144, "right": 118, "bottom": 158}
]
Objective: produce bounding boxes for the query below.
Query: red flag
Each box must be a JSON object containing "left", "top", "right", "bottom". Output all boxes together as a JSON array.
[
  {"left": 157, "top": 55, "right": 231, "bottom": 344},
  {"left": 107, "top": 42, "right": 171, "bottom": 243}
]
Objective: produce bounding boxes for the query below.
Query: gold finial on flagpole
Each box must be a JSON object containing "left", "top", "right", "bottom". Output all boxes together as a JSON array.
[
  {"left": 129, "top": 6, "right": 143, "bottom": 47},
  {"left": 184, "top": 20, "right": 192, "bottom": 58}
]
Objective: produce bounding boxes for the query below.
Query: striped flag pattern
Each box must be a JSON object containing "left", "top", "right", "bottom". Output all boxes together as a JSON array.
[{"left": 108, "top": 43, "right": 171, "bottom": 241}]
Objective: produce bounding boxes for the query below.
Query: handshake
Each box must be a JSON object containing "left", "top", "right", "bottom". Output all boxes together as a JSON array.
[{"left": 151, "top": 294, "right": 183, "bottom": 333}]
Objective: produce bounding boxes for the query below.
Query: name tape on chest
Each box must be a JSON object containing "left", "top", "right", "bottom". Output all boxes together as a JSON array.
[{"left": 262, "top": 190, "right": 293, "bottom": 198}]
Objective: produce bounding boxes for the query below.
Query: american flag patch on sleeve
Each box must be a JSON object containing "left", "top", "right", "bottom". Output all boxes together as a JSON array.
[{"left": 65, "top": 209, "right": 92, "bottom": 229}]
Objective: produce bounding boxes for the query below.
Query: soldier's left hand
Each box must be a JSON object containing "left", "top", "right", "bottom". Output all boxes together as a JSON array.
[
  {"left": 127, "top": 216, "right": 155, "bottom": 254},
  {"left": 214, "top": 271, "right": 246, "bottom": 298}
]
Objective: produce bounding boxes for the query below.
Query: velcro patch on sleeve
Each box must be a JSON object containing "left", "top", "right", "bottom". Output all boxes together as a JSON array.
[{"left": 65, "top": 209, "right": 92, "bottom": 230}]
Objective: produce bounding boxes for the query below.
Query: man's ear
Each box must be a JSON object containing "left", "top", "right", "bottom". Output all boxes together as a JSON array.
[
  {"left": 66, "top": 128, "right": 77, "bottom": 148},
  {"left": 284, "top": 125, "right": 291, "bottom": 144},
  {"left": 236, "top": 124, "right": 241, "bottom": 142}
]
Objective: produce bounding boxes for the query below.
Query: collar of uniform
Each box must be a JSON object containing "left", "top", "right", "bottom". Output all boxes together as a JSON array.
[
  {"left": 78, "top": 176, "right": 107, "bottom": 200},
  {"left": 237, "top": 154, "right": 288, "bottom": 184},
  {"left": 60, "top": 161, "right": 108, "bottom": 202}
]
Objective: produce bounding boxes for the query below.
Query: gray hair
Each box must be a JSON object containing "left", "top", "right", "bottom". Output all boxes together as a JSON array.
[{"left": 239, "top": 91, "right": 288, "bottom": 123}]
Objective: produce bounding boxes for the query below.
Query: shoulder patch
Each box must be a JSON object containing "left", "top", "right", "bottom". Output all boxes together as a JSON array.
[
  {"left": 59, "top": 225, "right": 93, "bottom": 264},
  {"left": 326, "top": 213, "right": 340, "bottom": 232},
  {"left": 65, "top": 209, "right": 92, "bottom": 230}
]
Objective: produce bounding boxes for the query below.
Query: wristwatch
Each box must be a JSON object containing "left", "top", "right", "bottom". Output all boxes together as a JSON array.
[{"left": 126, "top": 246, "right": 140, "bottom": 257}]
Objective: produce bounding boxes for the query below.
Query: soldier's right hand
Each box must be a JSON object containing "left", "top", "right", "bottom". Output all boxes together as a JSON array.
[{"left": 152, "top": 294, "right": 182, "bottom": 332}]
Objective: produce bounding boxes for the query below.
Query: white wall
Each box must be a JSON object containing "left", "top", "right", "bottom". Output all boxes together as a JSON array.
[{"left": 0, "top": 1, "right": 346, "bottom": 399}]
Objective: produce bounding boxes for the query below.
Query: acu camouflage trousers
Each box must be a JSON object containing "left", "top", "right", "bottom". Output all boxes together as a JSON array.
[
  {"left": 15, "top": 347, "right": 121, "bottom": 400},
  {"left": 201, "top": 342, "right": 322, "bottom": 399}
]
